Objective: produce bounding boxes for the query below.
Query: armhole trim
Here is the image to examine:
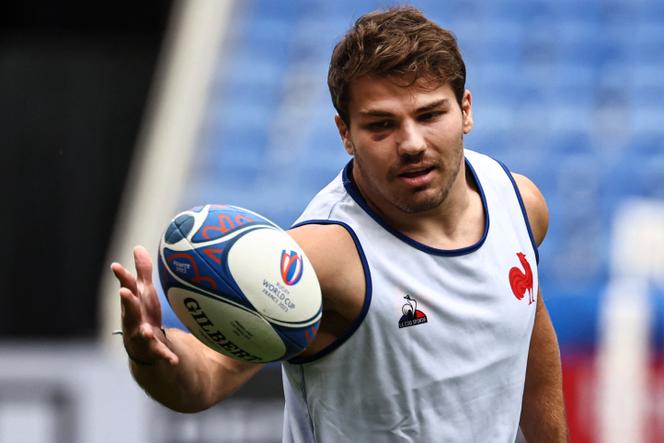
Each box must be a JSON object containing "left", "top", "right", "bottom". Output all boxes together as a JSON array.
[
  {"left": 496, "top": 160, "right": 540, "bottom": 264},
  {"left": 286, "top": 220, "right": 372, "bottom": 364}
]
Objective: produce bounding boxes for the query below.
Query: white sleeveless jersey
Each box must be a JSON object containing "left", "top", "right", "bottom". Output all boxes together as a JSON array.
[{"left": 282, "top": 150, "right": 539, "bottom": 443}]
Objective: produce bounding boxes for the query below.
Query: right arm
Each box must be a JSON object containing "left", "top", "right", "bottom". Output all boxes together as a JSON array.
[
  {"left": 111, "top": 246, "right": 263, "bottom": 413},
  {"left": 112, "top": 223, "right": 363, "bottom": 411}
]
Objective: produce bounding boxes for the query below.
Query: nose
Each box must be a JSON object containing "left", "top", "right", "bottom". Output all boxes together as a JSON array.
[{"left": 396, "top": 120, "right": 426, "bottom": 157}]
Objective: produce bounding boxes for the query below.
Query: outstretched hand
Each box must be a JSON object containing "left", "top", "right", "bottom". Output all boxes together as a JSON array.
[{"left": 111, "top": 246, "right": 179, "bottom": 366}]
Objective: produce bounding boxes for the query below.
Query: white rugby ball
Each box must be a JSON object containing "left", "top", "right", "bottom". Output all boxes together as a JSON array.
[{"left": 157, "top": 204, "right": 322, "bottom": 363}]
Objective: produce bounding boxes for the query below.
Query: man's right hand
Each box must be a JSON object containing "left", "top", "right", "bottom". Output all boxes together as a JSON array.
[{"left": 111, "top": 245, "right": 179, "bottom": 366}]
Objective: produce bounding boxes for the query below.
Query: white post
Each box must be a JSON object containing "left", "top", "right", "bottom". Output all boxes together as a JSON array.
[
  {"left": 97, "top": 0, "right": 235, "bottom": 353},
  {"left": 597, "top": 277, "right": 650, "bottom": 443},
  {"left": 597, "top": 198, "right": 664, "bottom": 442}
]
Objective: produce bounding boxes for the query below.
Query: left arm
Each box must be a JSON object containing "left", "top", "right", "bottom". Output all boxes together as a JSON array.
[{"left": 513, "top": 173, "right": 569, "bottom": 442}]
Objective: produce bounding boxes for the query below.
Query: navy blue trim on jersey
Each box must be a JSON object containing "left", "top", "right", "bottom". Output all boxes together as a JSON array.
[
  {"left": 286, "top": 220, "right": 372, "bottom": 365},
  {"left": 341, "top": 158, "right": 490, "bottom": 256},
  {"left": 495, "top": 160, "right": 540, "bottom": 264}
]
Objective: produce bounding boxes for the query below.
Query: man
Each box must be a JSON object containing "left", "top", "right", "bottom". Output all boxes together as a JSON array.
[{"left": 112, "top": 6, "right": 568, "bottom": 442}]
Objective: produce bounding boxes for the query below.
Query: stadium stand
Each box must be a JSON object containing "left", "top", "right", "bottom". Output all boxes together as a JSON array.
[
  {"left": 164, "top": 1, "right": 664, "bottom": 440},
  {"left": 184, "top": 0, "right": 661, "bottom": 350}
]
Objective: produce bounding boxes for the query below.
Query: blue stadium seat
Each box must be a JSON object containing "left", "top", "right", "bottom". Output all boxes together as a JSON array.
[{"left": 181, "top": 0, "right": 664, "bottom": 360}]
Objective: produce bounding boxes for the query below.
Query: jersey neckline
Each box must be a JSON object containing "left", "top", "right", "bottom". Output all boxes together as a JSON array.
[{"left": 341, "top": 155, "right": 490, "bottom": 256}]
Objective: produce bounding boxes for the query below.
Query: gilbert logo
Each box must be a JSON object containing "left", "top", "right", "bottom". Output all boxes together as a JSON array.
[
  {"left": 398, "top": 295, "right": 428, "bottom": 328},
  {"left": 280, "top": 250, "right": 303, "bottom": 286},
  {"left": 509, "top": 252, "right": 534, "bottom": 305}
]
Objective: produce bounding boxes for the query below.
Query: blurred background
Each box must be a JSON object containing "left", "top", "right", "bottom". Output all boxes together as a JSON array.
[{"left": 2, "top": 0, "right": 663, "bottom": 442}]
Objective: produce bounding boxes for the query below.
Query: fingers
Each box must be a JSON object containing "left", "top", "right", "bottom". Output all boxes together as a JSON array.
[
  {"left": 126, "top": 323, "right": 179, "bottom": 366},
  {"left": 110, "top": 244, "right": 153, "bottom": 293},
  {"left": 139, "top": 325, "right": 179, "bottom": 365},
  {"left": 112, "top": 246, "right": 165, "bottom": 332},
  {"left": 111, "top": 246, "right": 176, "bottom": 366},
  {"left": 119, "top": 287, "right": 142, "bottom": 333},
  {"left": 134, "top": 245, "right": 154, "bottom": 286},
  {"left": 111, "top": 262, "right": 139, "bottom": 295},
  {"left": 112, "top": 253, "right": 152, "bottom": 334},
  {"left": 132, "top": 246, "right": 164, "bottom": 326}
]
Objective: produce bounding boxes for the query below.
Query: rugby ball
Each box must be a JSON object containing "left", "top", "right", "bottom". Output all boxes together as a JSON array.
[{"left": 157, "top": 204, "right": 321, "bottom": 363}]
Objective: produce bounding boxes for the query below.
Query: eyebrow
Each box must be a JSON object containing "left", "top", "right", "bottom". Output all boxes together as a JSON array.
[
  {"left": 358, "top": 98, "right": 450, "bottom": 118},
  {"left": 417, "top": 98, "right": 450, "bottom": 113}
]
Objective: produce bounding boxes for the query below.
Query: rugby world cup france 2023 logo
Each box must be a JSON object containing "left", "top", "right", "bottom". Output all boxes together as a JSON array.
[{"left": 280, "top": 250, "right": 303, "bottom": 286}]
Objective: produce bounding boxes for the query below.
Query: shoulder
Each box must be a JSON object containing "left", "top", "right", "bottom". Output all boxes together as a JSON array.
[
  {"left": 288, "top": 223, "right": 358, "bottom": 276},
  {"left": 287, "top": 223, "right": 366, "bottom": 356},
  {"left": 511, "top": 173, "right": 549, "bottom": 246},
  {"left": 288, "top": 223, "right": 364, "bottom": 314}
]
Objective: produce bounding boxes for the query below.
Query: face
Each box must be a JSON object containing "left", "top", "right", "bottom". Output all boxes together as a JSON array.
[{"left": 336, "top": 76, "right": 473, "bottom": 215}]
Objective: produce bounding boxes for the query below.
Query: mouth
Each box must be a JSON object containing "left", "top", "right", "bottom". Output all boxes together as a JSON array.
[{"left": 397, "top": 166, "right": 436, "bottom": 187}]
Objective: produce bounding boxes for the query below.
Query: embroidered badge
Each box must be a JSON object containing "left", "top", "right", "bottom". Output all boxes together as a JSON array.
[
  {"left": 509, "top": 252, "right": 534, "bottom": 305},
  {"left": 398, "top": 294, "right": 428, "bottom": 328}
]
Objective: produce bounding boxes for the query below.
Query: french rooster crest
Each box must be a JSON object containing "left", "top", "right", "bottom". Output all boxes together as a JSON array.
[{"left": 509, "top": 252, "right": 534, "bottom": 305}]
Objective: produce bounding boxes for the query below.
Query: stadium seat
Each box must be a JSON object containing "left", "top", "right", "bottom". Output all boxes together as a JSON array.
[{"left": 184, "top": 0, "right": 664, "bottom": 355}]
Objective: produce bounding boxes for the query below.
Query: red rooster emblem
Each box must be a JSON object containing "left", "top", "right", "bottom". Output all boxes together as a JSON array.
[{"left": 509, "top": 252, "right": 534, "bottom": 305}]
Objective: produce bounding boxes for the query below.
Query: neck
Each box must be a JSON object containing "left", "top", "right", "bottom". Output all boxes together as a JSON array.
[{"left": 352, "top": 160, "right": 484, "bottom": 249}]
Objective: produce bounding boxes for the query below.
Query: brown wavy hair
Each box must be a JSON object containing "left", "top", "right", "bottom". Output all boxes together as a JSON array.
[{"left": 328, "top": 6, "right": 466, "bottom": 124}]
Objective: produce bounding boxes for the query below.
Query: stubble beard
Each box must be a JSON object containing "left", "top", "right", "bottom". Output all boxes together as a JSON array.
[
  {"left": 393, "top": 157, "right": 461, "bottom": 214},
  {"left": 397, "top": 140, "right": 465, "bottom": 214},
  {"left": 355, "top": 143, "right": 465, "bottom": 215}
]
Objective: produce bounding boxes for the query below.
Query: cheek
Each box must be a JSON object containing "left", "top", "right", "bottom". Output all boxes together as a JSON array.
[
  {"left": 355, "top": 147, "right": 393, "bottom": 181},
  {"left": 356, "top": 138, "right": 393, "bottom": 163},
  {"left": 432, "top": 123, "right": 464, "bottom": 149},
  {"left": 356, "top": 149, "right": 383, "bottom": 173}
]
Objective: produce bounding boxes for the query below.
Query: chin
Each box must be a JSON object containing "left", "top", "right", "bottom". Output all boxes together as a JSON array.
[{"left": 393, "top": 189, "right": 446, "bottom": 214}]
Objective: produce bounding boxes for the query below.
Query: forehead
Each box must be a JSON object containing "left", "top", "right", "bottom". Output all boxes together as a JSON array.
[{"left": 347, "top": 75, "right": 455, "bottom": 115}]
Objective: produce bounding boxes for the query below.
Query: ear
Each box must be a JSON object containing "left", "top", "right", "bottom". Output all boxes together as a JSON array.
[
  {"left": 461, "top": 89, "right": 474, "bottom": 134},
  {"left": 335, "top": 114, "right": 354, "bottom": 155}
]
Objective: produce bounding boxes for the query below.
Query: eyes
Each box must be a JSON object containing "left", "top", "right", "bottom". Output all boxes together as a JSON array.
[
  {"left": 365, "top": 120, "right": 395, "bottom": 131},
  {"left": 362, "top": 111, "right": 445, "bottom": 132},
  {"left": 418, "top": 111, "right": 444, "bottom": 122}
]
